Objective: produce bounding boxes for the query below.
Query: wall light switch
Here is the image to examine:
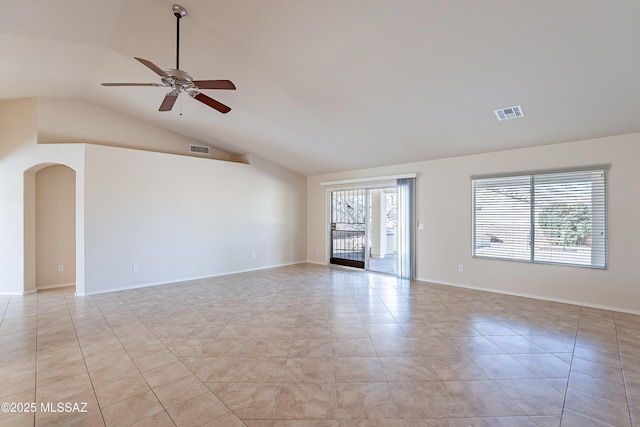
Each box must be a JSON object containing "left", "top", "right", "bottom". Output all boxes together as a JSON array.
[
  {"left": 58, "top": 265, "right": 64, "bottom": 272},
  {"left": 417, "top": 223, "right": 425, "bottom": 230}
]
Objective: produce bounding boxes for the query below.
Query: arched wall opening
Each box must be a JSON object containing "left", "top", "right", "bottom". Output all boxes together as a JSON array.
[
  {"left": 24, "top": 162, "right": 84, "bottom": 295},
  {"left": 36, "top": 165, "right": 76, "bottom": 289}
]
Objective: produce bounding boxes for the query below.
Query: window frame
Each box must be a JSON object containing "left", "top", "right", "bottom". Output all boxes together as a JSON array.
[{"left": 471, "top": 165, "right": 609, "bottom": 269}]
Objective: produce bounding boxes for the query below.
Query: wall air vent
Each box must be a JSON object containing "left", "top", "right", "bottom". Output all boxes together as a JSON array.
[
  {"left": 189, "top": 144, "right": 210, "bottom": 155},
  {"left": 494, "top": 105, "right": 524, "bottom": 121}
]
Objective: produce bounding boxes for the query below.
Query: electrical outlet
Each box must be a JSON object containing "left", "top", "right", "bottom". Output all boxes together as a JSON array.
[
  {"left": 57, "top": 265, "right": 64, "bottom": 272},
  {"left": 133, "top": 265, "right": 139, "bottom": 273},
  {"left": 458, "top": 264, "right": 464, "bottom": 272},
  {"left": 252, "top": 252, "right": 256, "bottom": 259}
]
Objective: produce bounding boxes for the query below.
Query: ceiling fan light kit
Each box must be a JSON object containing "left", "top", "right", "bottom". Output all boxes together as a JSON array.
[{"left": 101, "top": 4, "right": 235, "bottom": 114}]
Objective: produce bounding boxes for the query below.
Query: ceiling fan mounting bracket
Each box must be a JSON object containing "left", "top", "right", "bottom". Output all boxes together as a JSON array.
[{"left": 172, "top": 5, "right": 187, "bottom": 19}]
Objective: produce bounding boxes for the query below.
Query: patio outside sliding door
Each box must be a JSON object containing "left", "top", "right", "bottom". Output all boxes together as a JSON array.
[{"left": 330, "top": 189, "right": 367, "bottom": 268}]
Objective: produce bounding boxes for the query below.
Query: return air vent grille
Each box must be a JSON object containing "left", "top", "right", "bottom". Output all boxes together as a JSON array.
[
  {"left": 495, "top": 105, "right": 524, "bottom": 121},
  {"left": 189, "top": 144, "right": 210, "bottom": 155}
]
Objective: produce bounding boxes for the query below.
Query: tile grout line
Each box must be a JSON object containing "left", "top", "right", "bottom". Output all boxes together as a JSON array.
[
  {"left": 9, "top": 265, "right": 640, "bottom": 425},
  {"left": 32, "top": 292, "right": 41, "bottom": 427},
  {"left": 63, "top": 288, "right": 108, "bottom": 426},
  {"left": 564, "top": 307, "right": 633, "bottom": 426},
  {"left": 479, "top": 327, "right": 549, "bottom": 423},
  {"left": 117, "top": 292, "right": 195, "bottom": 427},
  {"left": 614, "top": 311, "right": 636, "bottom": 427},
  {"left": 137, "top": 292, "right": 245, "bottom": 426},
  {"left": 559, "top": 305, "right": 581, "bottom": 426},
  {"left": 0, "top": 295, "right": 9, "bottom": 328}
]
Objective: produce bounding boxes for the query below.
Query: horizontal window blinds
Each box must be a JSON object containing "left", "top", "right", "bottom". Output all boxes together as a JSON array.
[{"left": 473, "top": 168, "right": 607, "bottom": 269}]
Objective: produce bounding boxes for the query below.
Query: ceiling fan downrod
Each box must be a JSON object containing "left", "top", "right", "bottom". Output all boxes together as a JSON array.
[
  {"left": 173, "top": 5, "right": 187, "bottom": 70},
  {"left": 100, "top": 3, "right": 235, "bottom": 114}
]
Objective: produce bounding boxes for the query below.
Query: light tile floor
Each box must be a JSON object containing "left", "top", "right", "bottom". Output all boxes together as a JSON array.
[{"left": 0, "top": 263, "right": 639, "bottom": 426}]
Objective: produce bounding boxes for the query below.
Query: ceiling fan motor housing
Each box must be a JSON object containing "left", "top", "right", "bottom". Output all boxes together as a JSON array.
[{"left": 162, "top": 69, "right": 195, "bottom": 91}]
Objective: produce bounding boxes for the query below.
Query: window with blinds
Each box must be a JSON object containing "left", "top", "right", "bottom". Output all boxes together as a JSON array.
[{"left": 472, "top": 167, "right": 608, "bottom": 269}]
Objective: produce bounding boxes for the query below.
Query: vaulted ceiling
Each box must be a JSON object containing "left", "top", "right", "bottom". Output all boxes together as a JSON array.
[{"left": 2, "top": 1, "right": 640, "bottom": 175}]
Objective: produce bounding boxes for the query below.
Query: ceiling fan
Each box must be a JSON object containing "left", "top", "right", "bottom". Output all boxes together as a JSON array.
[{"left": 101, "top": 4, "right": 235, "bottom": 114}]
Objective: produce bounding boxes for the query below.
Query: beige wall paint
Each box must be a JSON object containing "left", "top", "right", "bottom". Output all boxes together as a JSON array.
[
  {"left": 0, "top": 99, "right": 86, "bottom": 295},
  {"left": 1, "top": 98, "right": 38, "bottom": 294},
  {"left": 83, "top": 144, "right": 307, "bottom": 294},
  {"left": 36, "top": 165, "right": 76, "bottom": 287},
  {"left": 0, "top": 97, "right": 306, "bottom": 296},
  {"left": 307, "top": 134, "right": 640, "bottom": 313},
  {"left": 37, "top": 98, "right": 237, "bottom": 162}
]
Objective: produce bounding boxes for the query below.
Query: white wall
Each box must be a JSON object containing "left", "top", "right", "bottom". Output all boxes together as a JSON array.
[
  {"left": 307, "top": 134, "right": 640, "bottom": 313},
  {"left": 82, "top": 141, "right": 306, "bottom": 295}
]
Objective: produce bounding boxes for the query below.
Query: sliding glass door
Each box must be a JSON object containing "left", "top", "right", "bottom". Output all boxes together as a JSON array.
[
  {"left": 329, "top": 181, "right": 412, "bottom": 278},
  {"left": 367, "top": 188, "right": 397, "bottom": 275}
]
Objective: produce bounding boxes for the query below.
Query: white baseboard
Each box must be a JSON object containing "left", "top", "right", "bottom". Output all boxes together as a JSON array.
[
  {"left": 0, "top": 289, "right": 36, "bottom": 296},
  {"left": 414, "top": 276, "right": 640, "bottom": 316},
  {"left": 37, "top": 282, "right": 75, "bottom": 291},
  {"left": 78, "top": 261, "right": 308, "bottom": 296},
  {"left": 1, "top": 283, "right": 75, "bottom": 296},
  {"left": 9, "top": 265, "right": 637, "bottom": 316}
]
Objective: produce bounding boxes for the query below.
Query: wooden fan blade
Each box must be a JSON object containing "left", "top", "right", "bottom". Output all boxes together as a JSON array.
[
  {"left": 193, "top": 92, "right": 231, "bottom": 114},
  {"left": 159, "top": 93, "right": 179, "bottom": 111},
  {"left": 101, "top": 83, "right": 158, "bottom": 86},
  {"left": 192, "top": 80, "right": 236, "bottom": 90},
  {"left": 135, "top": 57, "right": 170, "bottom": 78}
]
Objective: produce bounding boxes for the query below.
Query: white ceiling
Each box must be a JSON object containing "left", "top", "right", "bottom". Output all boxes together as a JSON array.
[{"left": 2, "top": 0, "right": 640, "bottom": 175}]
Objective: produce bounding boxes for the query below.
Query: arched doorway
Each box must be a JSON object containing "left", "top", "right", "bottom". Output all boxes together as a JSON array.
[
  {"left": 36, "top": 164, "right": 76, "bottom": 290},
  {"left": 24, "top": 163, "right": 78, "bottom": 293}
]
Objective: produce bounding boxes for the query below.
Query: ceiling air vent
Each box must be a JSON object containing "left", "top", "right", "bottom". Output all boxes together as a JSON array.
[
  {"left": 189, "top": 144, "right": 210, "bottom": 155},
  {"left": 495, "top": 105, "right": 524, "bottom": 121}
]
